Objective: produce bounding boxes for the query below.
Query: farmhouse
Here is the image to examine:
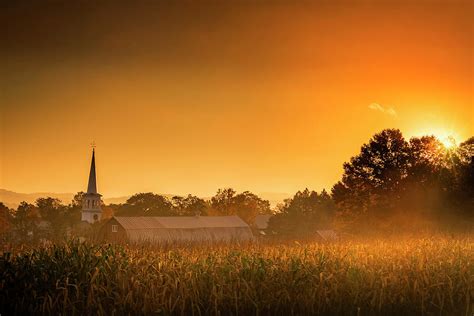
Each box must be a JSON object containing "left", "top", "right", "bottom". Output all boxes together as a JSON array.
[{"left": 100, "top": 215, "right": 254, "bottom": 243}]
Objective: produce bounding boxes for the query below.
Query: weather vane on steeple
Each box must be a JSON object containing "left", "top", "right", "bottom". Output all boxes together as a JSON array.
[{"left": 90, "top": 141, "right": 96, "bottom": 151}]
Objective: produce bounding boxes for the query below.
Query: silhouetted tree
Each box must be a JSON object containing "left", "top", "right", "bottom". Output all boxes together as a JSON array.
[
  {"left": 72, "top": 191, "right": 85, "bottom": 207},
  {"left": 407, "top": 136, "right": 446, "bottom": 182},
  {"left": 210, "top": 188, "right": 272, "bottom": 224},
  {"left": 397, "top": 136, "right": 448, "bottom": 216},
  {"left": 443, "top": 137, "right": 474, "bottom": 218},
  {"left": 116, "top": 193, "right": 174, "bottom": 216},
  {"left": 63, "top": 192, "right": 85, "bottom": 227},
  {"left": 171, "top": 194, "right": 209, "bottom": 216},
  {"left": 12, "top": 202, "right": 40, "bottom": 242},
  {"left": 332, "top": 129, "right": 410, "bottom": 220},
  {"left": 333, "top": 129, "right": 474, "bottom": 231},
  {"left": 100, "top": 205, "right": 115, "bottom": 220},
  {"left": 210, "top": 188, "right": 236, "bottom": 214},
  {"left": 0, "top": 202, "right": 13, "bottom": 240},
  {"left": 268, "top": 189, "right": 335, "bottom": 236},
  {"left": 35, "top": 197, "right": 67, "bottom": 239}
]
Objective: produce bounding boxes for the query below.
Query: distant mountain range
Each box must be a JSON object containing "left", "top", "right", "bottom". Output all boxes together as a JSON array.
[
  {"left": 0, "top": 189, "right": 129, "bottom": 209},
  {"left": 0, "top": 189, "right": 290, "bottom": 209}
]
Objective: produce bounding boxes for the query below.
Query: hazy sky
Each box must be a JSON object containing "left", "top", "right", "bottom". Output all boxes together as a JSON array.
[{"left": 1, "top": 1, "right": 472, "bottom": 197}]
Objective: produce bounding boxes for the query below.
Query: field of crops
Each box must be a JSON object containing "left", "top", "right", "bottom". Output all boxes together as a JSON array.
[{"left": 1, "top": 236, "right": 473, "bottom": 315}]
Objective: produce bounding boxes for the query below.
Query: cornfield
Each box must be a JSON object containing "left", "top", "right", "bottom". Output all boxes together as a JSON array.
[{"left": 1, "top": 236, "right": 473, "bottom": 315}]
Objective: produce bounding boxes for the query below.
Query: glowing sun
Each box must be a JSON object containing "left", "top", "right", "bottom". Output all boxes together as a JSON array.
[
  {"left": 439, "top": 136, "right": 457, "bottom": 149},
  {"left": 412, "top": 127, "right": 459, "bottom": 149},
  {"left": 429, "top": 128, "right": 457, "bottom": 149}
]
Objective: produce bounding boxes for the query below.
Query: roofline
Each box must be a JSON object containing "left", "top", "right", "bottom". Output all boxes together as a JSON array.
[
  {"left": 116, "top": 227, "right": 251, "bottom": 230},
  {"left": 113, "top": 215, "right": 243, "bottom": 218},
  {"left": 111, "top": 215, "right": 250, "bottom": 229}
]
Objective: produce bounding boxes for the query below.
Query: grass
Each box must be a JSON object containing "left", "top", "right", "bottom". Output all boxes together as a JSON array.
[{"left": 1, "top": 236, "right": 473, "bottom": 315}]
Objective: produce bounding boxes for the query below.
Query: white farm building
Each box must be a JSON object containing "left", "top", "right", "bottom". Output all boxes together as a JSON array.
[{"left": 100, "top": 215, "right": 254, "bottom": 243}]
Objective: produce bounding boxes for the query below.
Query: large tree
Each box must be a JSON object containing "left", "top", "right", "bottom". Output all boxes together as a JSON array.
[
  {"left": 268, "top": 189, "right": 335, "bottom": 236},
  {"left": 171, "top": 194, "right": 209, "bottom": 216},
  {"left": 35, "top": 197, "right": 67, "bottom": 239},
  {"left": 210, "top": 188, "right": 272, "bottom": 224},
  {"left": 333, "top": 129, "right": 474, "bottom": 230},
  {"left": 332, "top": 129, "right": 411, "bottom": 219},
  {"left": 0, "top": 202, "right": 13, "bottom": 240},
  {"left": 12, "top": 202, "right": 40, "bottom": 241},
  {"left": 407, "top": 136, "right": 446, "bottom": 182},
  {"left": 116, "top": 193, "right": 174, "bottom": 216},
  {"left": 443, "top": 137, "right": 474, "bottom": 218},
  {"left": 63, "top": 192, "right": 85, "bottom": 227},
  {"left": 398, "top": 136, "right": 448, "bottom": 215}
]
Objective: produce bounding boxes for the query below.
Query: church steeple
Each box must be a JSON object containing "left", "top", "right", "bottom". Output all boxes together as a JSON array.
[
  {"left": 87, "top": 149, "right": 97, "bottom": 194},
  {"left": 81, "top": 145, "right": 102, "bottom": 223}
]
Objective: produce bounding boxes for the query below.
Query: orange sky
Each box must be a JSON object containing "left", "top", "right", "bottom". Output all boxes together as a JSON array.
[{"left": 1, "top": 1, "right": 472, "bottom": 197}]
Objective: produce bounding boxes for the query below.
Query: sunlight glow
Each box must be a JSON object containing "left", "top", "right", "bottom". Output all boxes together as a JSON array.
[
  {"left": 409, "top": 126, "right": 459, "bottom": 150},
  {"left": 428, "top": 128, "right": 458, "bottom": 149},
  {"left": 440, "top": 136, "right": 457, "bottom": 149}
]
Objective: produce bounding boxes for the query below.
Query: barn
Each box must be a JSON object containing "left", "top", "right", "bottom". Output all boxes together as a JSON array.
[{"left": 100, "top": 215, "right": 254, "bottom": 243}]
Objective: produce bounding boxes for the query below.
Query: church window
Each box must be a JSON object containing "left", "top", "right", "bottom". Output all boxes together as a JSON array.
[{"left": 112, "top": 225, "right": 118, "bottom": 233}]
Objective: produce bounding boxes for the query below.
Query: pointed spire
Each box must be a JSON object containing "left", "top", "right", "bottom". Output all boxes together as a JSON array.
[{"left": 87, "top": 148, "right": 97, "bottom": 194}]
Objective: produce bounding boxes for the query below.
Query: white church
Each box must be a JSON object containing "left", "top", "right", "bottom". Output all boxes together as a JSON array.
[{"left": 81, "top": 148, "right": 102, "bottom": 223}]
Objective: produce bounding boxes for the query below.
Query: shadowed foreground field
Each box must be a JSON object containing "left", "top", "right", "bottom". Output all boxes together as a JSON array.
[{"left": 1, "top": 237, "right": 473, "bottom": 315}]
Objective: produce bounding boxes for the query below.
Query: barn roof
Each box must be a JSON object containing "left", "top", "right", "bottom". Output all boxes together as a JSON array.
[
  {"left": 110, "top": 216, "right": 254, "bottom": 243},
  {"left": 114, "top": 215, "right": 250, "bottom": 230}
]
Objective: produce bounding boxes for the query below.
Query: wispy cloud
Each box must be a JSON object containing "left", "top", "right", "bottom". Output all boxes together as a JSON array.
[{"left": 368, "top": 103, "right": 397, "bottom": 117}]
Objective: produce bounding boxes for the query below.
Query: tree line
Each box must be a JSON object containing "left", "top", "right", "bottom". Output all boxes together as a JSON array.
[
  {"left": 113, "top": 188, "right": 273, "bottom": 223},
  {"left": 1, "top": 129, "right": 472, "bottom": 242},
  {"left": 0, "top": 188, "right": 274, "bottom": 242}
]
